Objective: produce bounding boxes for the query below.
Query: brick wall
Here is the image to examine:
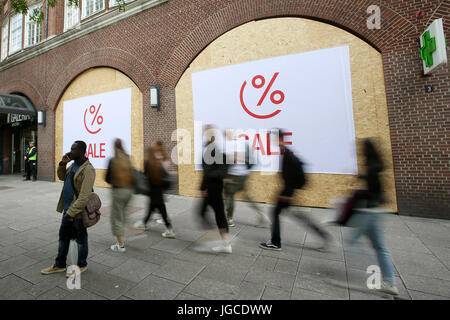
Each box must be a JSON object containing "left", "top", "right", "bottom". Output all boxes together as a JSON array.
[
  {"left": 47, "top": 0, "right": 65, "bottom": 37},
  {"left": 0, "top": 0, "right": 448, "bottom": 218}
]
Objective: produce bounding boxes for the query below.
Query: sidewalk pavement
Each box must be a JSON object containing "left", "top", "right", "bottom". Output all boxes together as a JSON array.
[{"left": 0, "top": 174, "right": 449, "bottom": 300}]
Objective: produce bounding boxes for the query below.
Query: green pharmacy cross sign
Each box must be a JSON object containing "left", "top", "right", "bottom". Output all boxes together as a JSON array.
[
  {"left": 419, "top": 18, "right": 448, "bottom": 75},
  {"left": 420, "top": 31, "right": 437, "bottom": 67}
]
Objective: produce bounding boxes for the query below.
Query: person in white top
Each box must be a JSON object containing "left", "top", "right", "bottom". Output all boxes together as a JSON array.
[{"left": 223, "top": 129, "right": 271, "bottom": 228}]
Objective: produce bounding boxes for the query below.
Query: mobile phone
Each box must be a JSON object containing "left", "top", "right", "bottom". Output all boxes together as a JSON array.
[{"left": 65, "top": 152, "right": 72, "bottom": 160}]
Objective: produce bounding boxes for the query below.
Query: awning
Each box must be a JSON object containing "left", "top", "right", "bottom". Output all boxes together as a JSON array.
[{"left": 0, "top": 94, "right": 36, "bottom": 116}]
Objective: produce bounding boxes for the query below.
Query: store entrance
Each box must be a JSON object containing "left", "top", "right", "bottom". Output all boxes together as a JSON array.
[
  {"left": 0, "top": 115, "right": 37, "bottom": 175},
  {"left": 0, "top": 94, "right": 37, "bottom": 175},
  {"left": 9, "top": 124, "right": 36, "bottom": 174}
]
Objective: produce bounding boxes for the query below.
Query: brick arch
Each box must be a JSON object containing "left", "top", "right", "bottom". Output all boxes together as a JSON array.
[
  {"left": 160, "top": 0, "right": 417, "bottom": 87},
  {"left": 2, "top": 78, "right": 45, "bottom": 110},
  {"left": 47, "top": 47, "right": 154, "bottom": 111}
]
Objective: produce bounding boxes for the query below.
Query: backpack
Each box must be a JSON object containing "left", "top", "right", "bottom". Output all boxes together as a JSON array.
[
  {"left": 290, "top": 153, "right": 306, "bottom": 189},
  {"left": 335, "top": 190, "right": 372, "bottom": 226},
  {"left": 161, "top": 168, "right": 174, "bottom": 190},
  {"left": 133, "top": 169, "right": 151, "bottom": 195},
  {"left": 336, "top": 195, "right": 356, "bottom": 225},
  {"left": 245, "top": 141, "right": 256, "bottom": 170}
]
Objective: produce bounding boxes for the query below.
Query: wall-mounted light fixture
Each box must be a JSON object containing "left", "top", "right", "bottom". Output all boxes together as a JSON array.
[
  {"left": 37, "top": 110, "right": 46, "bottom": 126},
  {"left": 150, "top": 85, "right": 160, "bottom": 111}
]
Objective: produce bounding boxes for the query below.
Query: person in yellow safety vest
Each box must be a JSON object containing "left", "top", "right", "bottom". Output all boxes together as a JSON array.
[{"left": 24, "top": 141, "right": 37, "bottom": 181}]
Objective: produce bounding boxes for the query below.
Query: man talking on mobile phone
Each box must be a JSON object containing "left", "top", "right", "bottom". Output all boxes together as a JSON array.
[{"left": 41, "top": 141, "right": 95, "bottom": 278}]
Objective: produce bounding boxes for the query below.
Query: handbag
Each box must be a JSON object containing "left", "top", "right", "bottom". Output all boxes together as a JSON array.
[
  {"left": 133, "top": 169, "right": 151, "bottom": 195},
  {"left": 336, "top": 195, "right": 356, "bottom": 225},
  {"left": 70, "top": 169, "right": 102, "bottom": 228},
  {"left": 161, "top": 168, "right": 173, "bottom": 190}
]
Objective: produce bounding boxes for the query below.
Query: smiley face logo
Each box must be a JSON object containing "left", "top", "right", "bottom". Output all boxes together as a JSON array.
[
  {"left": 83, "top": 104, "right": 103, "bottom": 135},
  {"left": 240, "top": 72, "right": 285, "bottom": 119}
]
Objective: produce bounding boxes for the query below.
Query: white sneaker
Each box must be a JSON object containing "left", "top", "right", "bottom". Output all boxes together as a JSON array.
[
  {"left": 379, "top": 281, "right": 399, "bottom": 296},
  {"left": 133, "top": 220, "right": 147, "bottom": 230},
  {"left": 192, "top": 240, "right": 221, "bottom": 253},
  {"left": 227, "top": 219, "right": 235, "bottom": 227},
  {"left": 110, "top": 243, "right": 126, "bottom": 253},
  {"left": 162, "top": 229, "right": 176, "bottom": 239},
  {"left": 150, "top": 214, "right": 162, "bottom": 224},
  {"left": 212, "top": 244, "right": 232, "bottom": 254}
]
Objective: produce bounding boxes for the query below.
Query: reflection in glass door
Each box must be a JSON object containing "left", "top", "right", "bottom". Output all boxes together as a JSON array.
[
  {"left": 11, "top": 133, "right": 14, "bottom": 174},
  {"left": 20, "top": 135, "right": 25, "bottom": 173}
]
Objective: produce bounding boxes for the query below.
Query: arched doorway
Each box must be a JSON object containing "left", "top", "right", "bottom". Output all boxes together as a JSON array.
[
  {"left": 175, "top": 17, "right": 397, "bottom": 212},
  {"left": 54, "top": 67, "right": 144, "bottom": 187},
  {"left": 0, "top": 93, "right": 37, "bottom": 175}
]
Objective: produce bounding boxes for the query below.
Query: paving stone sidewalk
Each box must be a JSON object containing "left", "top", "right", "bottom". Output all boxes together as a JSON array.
[{"left": 0, "top": 175, "right": 449, "bottom": 300}]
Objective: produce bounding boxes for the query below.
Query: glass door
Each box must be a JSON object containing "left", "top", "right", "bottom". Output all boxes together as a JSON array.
[
  {"left": 11, "top": 133, "right": 15, "bottom": 174},
  {"left": 20, "top": 135, "right": 25, "bottom": 174}
]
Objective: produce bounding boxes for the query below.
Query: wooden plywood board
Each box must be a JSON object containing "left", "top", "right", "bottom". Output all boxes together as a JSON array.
[
  {"left": 175, "top": 18, "right": 398, "bottom": 212},
  {"left": 55, "top": 68, "right": 143, "bottom": 188}
]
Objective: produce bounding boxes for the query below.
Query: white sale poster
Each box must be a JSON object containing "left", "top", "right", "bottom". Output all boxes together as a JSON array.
[
  {"left": 192, "top": 46, "right": 357, "bottom": 174},
  {"left": 63, "top": 88, "right": 132, "bottom": 169}
]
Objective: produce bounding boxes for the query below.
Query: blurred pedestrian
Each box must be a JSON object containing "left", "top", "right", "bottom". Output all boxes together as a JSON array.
[
  {"left": 105, "top": 139, "right": 135, "bottom": 252},
  {"left": 198, "top": 125, "right": 231, "bottom": 253},
  {"left": 260, "top": 129, "right": 331, "bottom": 251},
  {"left": 345, "top": 138, "right": 399, "bottom": 295},
  {"left": 135, "top": 142, "right": 175, "bottom": 238},
  {"left": 152, "top": 140, "right": 173, "bottom": 224},
  {"left": 223, "top": 129, "right": 270, "bottom": 228}
]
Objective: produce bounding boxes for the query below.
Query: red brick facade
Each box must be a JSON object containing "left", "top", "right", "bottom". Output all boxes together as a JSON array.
[{"left": 0, "top": 0, "right": 449, "bottom": 218}]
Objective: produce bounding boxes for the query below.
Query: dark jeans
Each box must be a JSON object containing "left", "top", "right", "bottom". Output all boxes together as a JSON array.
[
  {"left": 199, "top": 180, "right": 228, "bottom": 231},
  {"left": 55, "top": 216, "right": 88, "bottom": 268},
  {"left": 24, "top": 160, "right": 30, "bottom": 178},
  {"left": 270, "top": 199, "right": 290, "bottom": 247},
  {"left": 270, "top": 187, "right": 330, "bottom": 247},
  {"left": 26, "top": 160, "right": 37, "bottom": 180},
  {"left": 143, "top": 200, "right": 172, "bottom": 228}
]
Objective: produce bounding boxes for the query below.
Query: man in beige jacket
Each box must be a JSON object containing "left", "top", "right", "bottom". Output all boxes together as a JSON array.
[{"left": 41, "top": 141, "right": 96, "bottom": 277}]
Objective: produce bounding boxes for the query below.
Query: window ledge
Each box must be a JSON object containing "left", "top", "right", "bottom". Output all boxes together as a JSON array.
[{"left": 81, "top": 8, "right": 108, "bottom": 23}]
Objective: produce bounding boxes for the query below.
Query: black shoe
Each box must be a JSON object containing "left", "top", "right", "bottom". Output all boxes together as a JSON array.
[{"left": 259, "top": 241, "right": 282, "bottom": 251}]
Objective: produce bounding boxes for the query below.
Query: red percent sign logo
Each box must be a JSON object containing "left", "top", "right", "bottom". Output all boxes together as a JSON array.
[
  {"left": 240, "top": 72, "right": 285, "bottom": 119},
  {"left": 83, "top": 104, "right": 103, "bottom": 134}
]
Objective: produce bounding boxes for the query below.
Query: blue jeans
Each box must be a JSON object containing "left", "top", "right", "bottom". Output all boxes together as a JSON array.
[
  {"left": 346, "top": 210, "right": 395, "bottom": 285},
  {"left": 55, "top": 216, "right": 88, "bottom": 268}
]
